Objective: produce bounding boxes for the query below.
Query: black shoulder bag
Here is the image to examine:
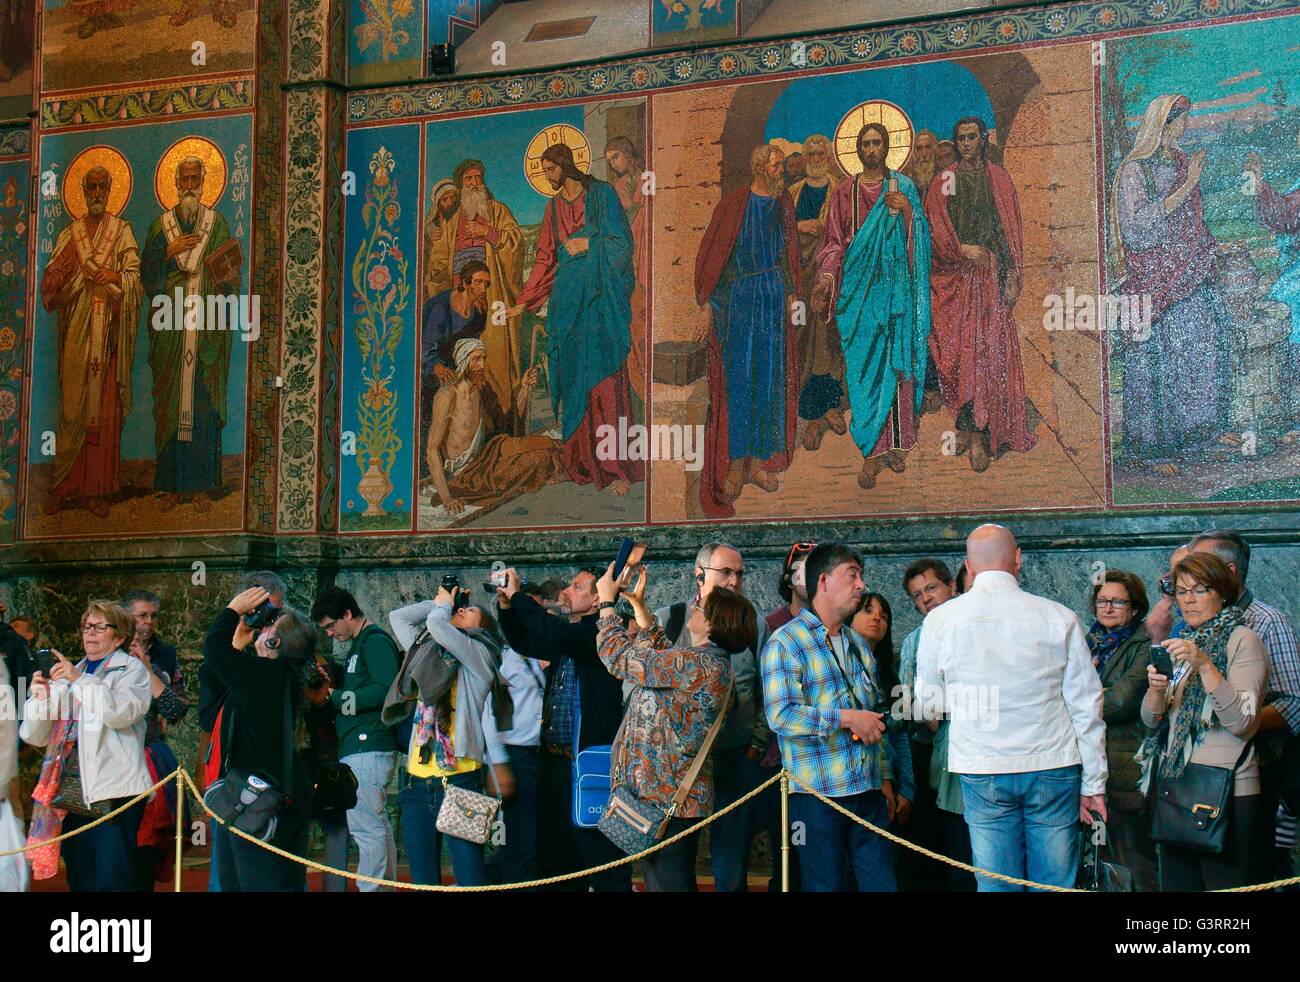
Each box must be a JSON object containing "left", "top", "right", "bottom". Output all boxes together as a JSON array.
[
  {"left": 203, "top": 685, "right": 295, "bottom": 843},
  {"left": 1150, "top": 738, "right": 1253, "bottom": 855}
]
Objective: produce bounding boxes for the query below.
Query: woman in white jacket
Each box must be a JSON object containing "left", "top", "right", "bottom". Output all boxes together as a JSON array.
[{"left": 20, "top": 600, "right": 152, "bottom": 890}]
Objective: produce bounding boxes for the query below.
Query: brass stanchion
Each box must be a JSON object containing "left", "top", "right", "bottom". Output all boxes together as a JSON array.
[
  {"left": 174, "top": 769, "right": 185, "bottom": 893},
  {"left": 779, "top": 770, "right": 790, "bottom": 894}
]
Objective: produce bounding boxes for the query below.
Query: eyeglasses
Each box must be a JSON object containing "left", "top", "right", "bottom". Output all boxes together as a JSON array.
[
  {"left": 82, "top": 622, "right": 113, "bottom": 635},
  {"left": 702, "top": 566, "right": 745, "bottom": 581},
  {"left": 1094, "top": 599, "right": 1133, "bottom": 610},
  {"left": 264, "top": 635, "right": 282, "bottom": 650},
  {"left": 911, "top": 582, "right": 947, "bottom": 600},
  {"left": 1175, "top": 586, "right": 1212, "bottom": 599}
]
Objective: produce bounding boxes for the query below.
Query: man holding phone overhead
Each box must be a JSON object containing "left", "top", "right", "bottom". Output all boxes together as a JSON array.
[
  {"left": 496, "top": 559, "right": 630, "bottom": 891},
  {"left": 653, "top": 541, "right": 768, "bottom": 892}
]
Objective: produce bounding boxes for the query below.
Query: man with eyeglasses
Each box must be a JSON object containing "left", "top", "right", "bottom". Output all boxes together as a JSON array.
[
  {"left": 895, "top": 558, "right": 963, "bottom": 891},
  {"left": 652, "top": 541, "right": 770, "bottom": 890},
  {"left": 1145, "top": 544, "right": 1190, "bottom": 645},
  {"left": 1188, "top": 529, "right": 1300, "bottom": 887}
]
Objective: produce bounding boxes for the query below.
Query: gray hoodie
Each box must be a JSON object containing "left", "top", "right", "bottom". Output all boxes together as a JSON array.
[{"left": 389, "top": 600, "right": 510, "bottom": 768}]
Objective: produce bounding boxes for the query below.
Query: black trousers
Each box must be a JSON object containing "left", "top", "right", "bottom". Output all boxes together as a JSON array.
[
  {"left": 641, "top": 817, "right": 702, "bottom": 892},
  {"left": 1249, "top": 760, "right": 1289, "bottom": 887},
  {"left": 537, "top": 750, "right": 631, "bottom": 892},
  {"left": 895, "top": 739, "right": 951, "bottom": 892},
  {"left": 1160, "top": 794, "right": 1259, "bottom": 891},
  {"left": 215, "top": 820, "right": 308, "bottom": 892},
  {"left": 63, "top": 799, "right": 145, "bottom": 892}
]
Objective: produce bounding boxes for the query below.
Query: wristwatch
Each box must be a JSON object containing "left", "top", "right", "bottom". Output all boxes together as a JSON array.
[{"left": 596, "top": 600, "right": 618, "bottom": 612}]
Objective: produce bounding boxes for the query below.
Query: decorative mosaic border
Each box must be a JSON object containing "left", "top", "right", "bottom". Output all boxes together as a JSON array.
[
  {"left": 278, "top": 87, "right": 328, "bottom": 532},
  {"left": 0, "top": 128, "right": 29, "bottom": 158},
  {"left": 40, "top": 79, "right": 256, "bottom": 130},
  {"left": 348, "top": 0, "right": 1300, "bottom": 123},
  {"left": 246, "top": 0, "right": 288, "bottom": 533},
  {"left": 318, "top": 89, "right": 346, "bottom": 534}
]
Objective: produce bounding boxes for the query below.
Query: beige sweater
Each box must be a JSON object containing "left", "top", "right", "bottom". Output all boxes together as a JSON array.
[
  {"left": 1141, "top": 626, "right": 1267, "bottom": 796},
  {"left": 0, "top": 658, "right": 16, "bottom": 797}
]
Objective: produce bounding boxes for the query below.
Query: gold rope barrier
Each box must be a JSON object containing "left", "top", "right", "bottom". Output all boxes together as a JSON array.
[
  {"left": 0, "top": 768, "right": 181, "bottom": 859},
  {"left": 180, "top": 767, "right": 783, "bottom": 892},
  {"left": 4, "top": 764, "right": 1297, "bottom": 893},
  {"left": 783, "top": 774, "right": 1300, "bottom": 893}
]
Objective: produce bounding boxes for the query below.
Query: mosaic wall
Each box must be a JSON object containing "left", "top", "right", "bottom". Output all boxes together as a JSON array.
[{"left": 341, "top": 0, "right": 1300, "bottom": 539}]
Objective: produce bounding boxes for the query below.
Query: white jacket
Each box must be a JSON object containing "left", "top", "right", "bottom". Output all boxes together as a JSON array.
[
  {"left": 19, "top": 649, "right": 153, "bottom": 805},
  {"left": 914, "top": 571, "right": 1107, "bottom": 795}
]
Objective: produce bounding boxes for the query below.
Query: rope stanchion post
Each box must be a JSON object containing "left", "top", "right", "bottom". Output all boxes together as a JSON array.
[
  {"left": 174, "top": 768, "right": 185, "bottom": 893},
  {"left": 779, "top": 770, "right": 790, "bottom": 893}
]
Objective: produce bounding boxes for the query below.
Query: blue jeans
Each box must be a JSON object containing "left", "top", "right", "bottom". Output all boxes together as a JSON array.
[
  {"left": 207, "top": 819, "right": 224, "bottom": 892},
  {"left": 342, "top": 751, "right": 398, "bottom": 891},
  {"left": 320, "top": 810, "right": 350, "bottom": 893},
  {"left": 709, "top": 749, "right": 764, "bottom": 892},
  {"left": 62, "top": 799, "right": 145, "bottom": 892},
  {"left": 399, "top": 770, "right": 487, "bottom": 886},
  {"left": 959, "top": 765, "right": 1081, "bottom": 892},
  {"left": 788, "top": 789, "right": 897, "bottom": 892}
]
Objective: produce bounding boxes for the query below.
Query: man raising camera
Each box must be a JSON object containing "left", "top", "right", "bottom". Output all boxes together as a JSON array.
[{"left": 496, "top": 566, "right": 630, "bottom": 892}]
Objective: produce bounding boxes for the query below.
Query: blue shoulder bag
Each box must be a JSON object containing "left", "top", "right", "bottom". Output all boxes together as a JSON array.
[{"left": 570, "top": 679, "right": 612, "bottom": 828}]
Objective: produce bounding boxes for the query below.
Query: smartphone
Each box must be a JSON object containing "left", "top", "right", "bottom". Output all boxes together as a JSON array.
[
  {"left": 1150, "top": 645, "right": 1172, "bottom": 679},
  {"left": 35, "top": 648, "right": 57, "bottom": 676},
  {"left": 611, "top": 538, "right": 646, "bottom": 585},
  {"left": 616, "top": 542, "right": 647, "bottom": 587}
]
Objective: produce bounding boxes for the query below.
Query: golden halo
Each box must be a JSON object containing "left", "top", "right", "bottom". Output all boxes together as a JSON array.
[
  {"left": 523, "top": 124, "right": 591, "bottom": 197},
  {"left": 834, "top": 100, "right": 915, "bottom": 176},
  {"left": 62, "top": 145, "right": 132, "bottom": 220},
  {"left": 155, "top": 136, "right": 228, "bottom": 212}
]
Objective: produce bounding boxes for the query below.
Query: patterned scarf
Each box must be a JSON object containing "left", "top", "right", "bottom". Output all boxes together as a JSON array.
[
  {"left": 1158, "top": 604, "right": 1246, "bottom": 781},
  {"left": 25, "top": 713, "right": 77, "bottom": 880},
  {"left": 1086, "top": 620, "right": 1135, "bottom": 676}
]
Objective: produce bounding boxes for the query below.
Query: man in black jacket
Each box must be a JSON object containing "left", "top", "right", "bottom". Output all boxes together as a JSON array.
[{"left": 497, "top": 566, "right": 630, "bottom": 891}]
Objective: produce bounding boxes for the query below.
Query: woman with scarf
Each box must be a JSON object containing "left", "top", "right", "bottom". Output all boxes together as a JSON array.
[
  {"left": 1087, "top": 569, "right": 1157, "bottom": 891},
  {"left": 390, "top": 585, "right": 508, "bottom": 887},
  {"left": 1141, "top": 553, "right": 1267, "bottom": 890},
  {"left": 594, "top": 564, "right": 750, "bottom": 892},
  {"left": 21, "top": 600, "right": 152, "bottom": 891}
]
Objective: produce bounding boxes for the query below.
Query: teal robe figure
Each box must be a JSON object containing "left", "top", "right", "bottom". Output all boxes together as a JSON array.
[
  {"left": 816, "top": 171, "right": 932, "bottom": 460},
  {"left": 517, "top": 177, "right": 643, "bottom": 488}
]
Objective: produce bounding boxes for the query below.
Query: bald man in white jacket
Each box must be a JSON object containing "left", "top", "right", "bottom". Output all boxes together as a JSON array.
[{"left": 915, "top": 524, "right": 1106, "bottom": 891}]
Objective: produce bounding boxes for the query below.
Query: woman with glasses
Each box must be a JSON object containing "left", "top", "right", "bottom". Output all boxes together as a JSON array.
[
  {"left": 21, "top": 600, "right": 152, "bottom": 890},
  {"left": 850, "top": 594, "right": 913, "bottom": 827},
  {"left": 1141, "top": 553, "right": 1267, "bottom": 890},
  {"left": 203, "top": 587, "right": 321, "bottom": 891},
  {"left": 1086, "top": 570, "right": 1157, "bottom": 890}
]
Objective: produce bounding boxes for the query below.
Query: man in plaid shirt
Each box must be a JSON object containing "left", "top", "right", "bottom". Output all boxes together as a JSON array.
[
  {"left": 1190, "top": 530, "right": 1300, "bottom": 885},
  {"left": 761, "top": 542, "right": 897, "bottom": 891}
]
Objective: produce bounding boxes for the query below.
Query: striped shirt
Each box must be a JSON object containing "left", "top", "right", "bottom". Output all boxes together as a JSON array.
[
  {"left": 761, "top": 608, "right": 889, "bottom": 798},
  {"left": 1239, "top": 592, "right": 1300, "bottom": 754}
]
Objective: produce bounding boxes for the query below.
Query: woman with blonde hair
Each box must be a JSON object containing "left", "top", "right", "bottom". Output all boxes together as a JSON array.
[{"left": 1110, "top": 93, "right": 1225, "bottom": 468}]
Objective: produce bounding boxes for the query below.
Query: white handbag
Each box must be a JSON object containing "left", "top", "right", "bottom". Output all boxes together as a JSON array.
[{"left": 0, "top": 798, "right": 29, "bottom": 893}]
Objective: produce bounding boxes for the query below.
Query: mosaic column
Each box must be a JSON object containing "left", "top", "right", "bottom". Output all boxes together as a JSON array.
[{"left": 278, "top": 0, "right": 347, "bottom": 533}]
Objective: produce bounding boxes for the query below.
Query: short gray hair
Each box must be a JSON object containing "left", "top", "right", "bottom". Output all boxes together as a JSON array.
[
  {"left": 1190, "top": 529, "right": 1250, "bottom": 584},
  {"left": 235, "top": 570, "right": 289, "bottom": 601},
  {"left": 176, "top": 155, "right": 206, "bottom": 182},
  {"left": 695, "top": 542, "right": 741, "bottom": 571}
]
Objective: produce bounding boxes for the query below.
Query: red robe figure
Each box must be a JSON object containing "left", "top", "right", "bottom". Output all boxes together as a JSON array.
[{"left": 925, "top": 117, "right": 1036, "bottom": 471}]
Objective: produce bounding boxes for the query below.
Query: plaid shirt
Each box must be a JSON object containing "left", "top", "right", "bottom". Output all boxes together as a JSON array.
[
  {"left": 761, "top": 608, "right": 890, "bottom": 798},
  {"left": 542, "top": 657, "right": 578, "bottom": 747},
  {"left": 1240, "top": 591, "right": 1300, "bottom": 755}
]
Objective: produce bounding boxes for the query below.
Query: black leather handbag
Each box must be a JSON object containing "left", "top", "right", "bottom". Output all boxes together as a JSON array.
[{"left": 1150, "top": 742, "right": 1252, "bottom": 855}]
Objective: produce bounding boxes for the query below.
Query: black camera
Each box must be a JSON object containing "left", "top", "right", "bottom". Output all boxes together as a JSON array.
[
  {"left": 243, "top": 600, "right": 282, "bottom": 630},
  {"left": 305, "top": 664, "right": 328, "bottom": 689},
  {"left": 441, "top": 574, "right": 469, "bottom": 611}
]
